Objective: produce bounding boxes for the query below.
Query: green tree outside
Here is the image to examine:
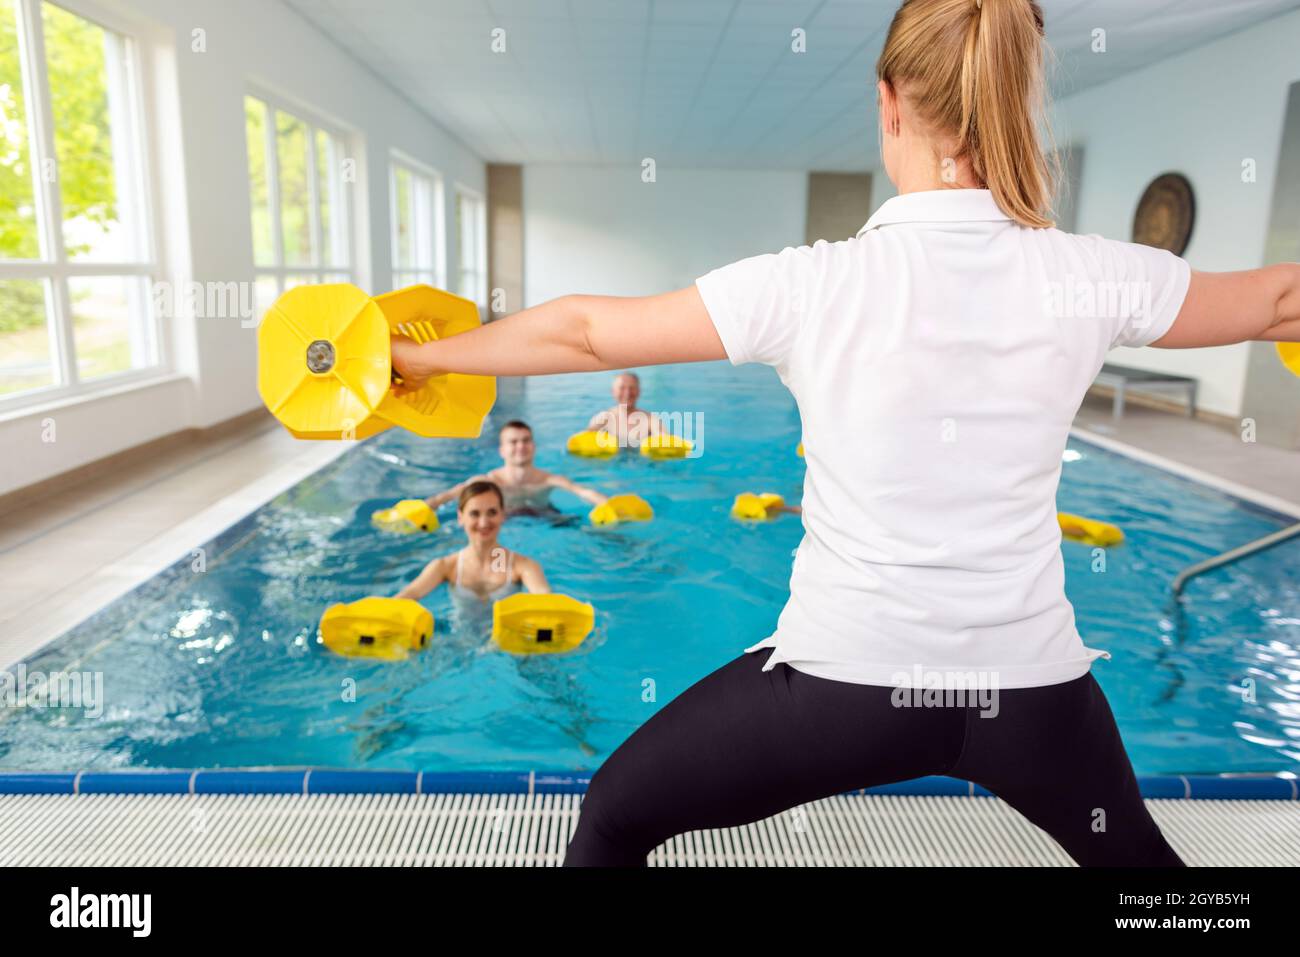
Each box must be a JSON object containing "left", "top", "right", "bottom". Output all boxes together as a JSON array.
[{"left": 1, "top": 2, "right": 145, "bottom": 394}]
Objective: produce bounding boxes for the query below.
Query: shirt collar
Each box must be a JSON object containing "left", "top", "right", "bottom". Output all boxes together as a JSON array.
[{"left": 857, "top": 188, "right": 1013, "bottom": 237}]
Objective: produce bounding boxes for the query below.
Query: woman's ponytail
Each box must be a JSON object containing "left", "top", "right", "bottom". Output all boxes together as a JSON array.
[{"left": 878, "top": 0, "right": 1061, "bottom": 228}]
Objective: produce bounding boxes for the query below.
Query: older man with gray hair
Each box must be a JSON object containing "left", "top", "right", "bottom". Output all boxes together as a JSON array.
[{"left": 586, "top": 371, "right": 666, "bottom": 449}]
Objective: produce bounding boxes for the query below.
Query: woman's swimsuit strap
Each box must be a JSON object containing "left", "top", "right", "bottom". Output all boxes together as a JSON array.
[{"left": 453, "top": 549, "right": 518, "bottom": 601}]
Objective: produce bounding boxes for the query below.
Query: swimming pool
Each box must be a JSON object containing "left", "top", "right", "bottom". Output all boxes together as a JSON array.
[{"left": 1, "top": 361, "right": 1297, "bottom": 777}]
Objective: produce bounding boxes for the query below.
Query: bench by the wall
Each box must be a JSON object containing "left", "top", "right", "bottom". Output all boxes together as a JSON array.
[{"left": 1093, "top": 363, "right": 1198, "bottom": 419}]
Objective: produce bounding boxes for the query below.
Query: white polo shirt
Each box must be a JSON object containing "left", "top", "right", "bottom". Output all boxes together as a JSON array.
[{"left": 695, "top": 188, "right": 1192, "bottom": 689}]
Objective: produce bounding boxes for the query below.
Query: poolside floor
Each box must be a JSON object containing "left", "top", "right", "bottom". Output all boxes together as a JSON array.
[{"left": 2, "top": 792, "right": 1296, "bottom": 866}]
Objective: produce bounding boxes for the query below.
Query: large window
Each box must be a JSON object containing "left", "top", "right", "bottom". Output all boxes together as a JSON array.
[
  {"left": 454, "top": 186, "right": 486, "bottom": 308},
  {"left": 244, "top": 93, "right": 354, "bottom": 313},
  {"left": 390, "top": 155, "right": 444, "bottom": 290},
  {"left": 0, "top": 0, "right": 159, "bottom": 404}
]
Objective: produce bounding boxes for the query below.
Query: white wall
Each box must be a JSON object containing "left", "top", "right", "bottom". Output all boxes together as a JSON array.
[
  {"left": 523, "top": 165, "right": 806, "bottom": 305},
  {"left": 0, "top": 0, "right": 484, "bottom": 497}
]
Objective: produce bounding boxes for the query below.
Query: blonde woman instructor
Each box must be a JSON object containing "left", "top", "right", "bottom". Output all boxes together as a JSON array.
[{"left": 393, "top": 0, "right": 1300, "bottom": 867}]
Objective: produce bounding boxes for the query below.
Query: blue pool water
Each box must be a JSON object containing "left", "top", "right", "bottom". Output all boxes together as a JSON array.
[{"left": 1, "top": 361, "right": 1298, "bottom": 775}]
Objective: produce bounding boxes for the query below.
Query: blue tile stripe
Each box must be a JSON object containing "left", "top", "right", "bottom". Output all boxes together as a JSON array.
[{"left": 0, "top": 770, "right": 1292, "bottom": 799}]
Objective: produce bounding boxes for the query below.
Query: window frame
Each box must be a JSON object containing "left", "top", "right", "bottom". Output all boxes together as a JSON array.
[
  {"left": 388, "top": 150, "right": 446, "bottom": 291},
  {"left": 0, "top": 0, "right": 168, "bottom": 415},
  {"left": 453, "top": 183, "right": 487, "bottom": 310},
  {"left": 243, "top": 85, "right": 361, "bottom": 301}
]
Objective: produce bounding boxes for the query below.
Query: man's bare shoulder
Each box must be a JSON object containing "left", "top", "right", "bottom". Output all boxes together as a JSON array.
[
  {"left": 545, "top": 470, "right": 583, "bottom": 488},
  {"left": 528, "top": 467, "right": 564, "bottom": 484}
]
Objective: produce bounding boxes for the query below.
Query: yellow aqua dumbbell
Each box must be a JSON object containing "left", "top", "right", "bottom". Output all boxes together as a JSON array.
[
  {"left": 492, "top": 593, "right": 595, "bottom": 655},
  {"left": 640, "top": 434, "right": 693, "bottom": 459},
  {"left": 731, "top": 492, "right": 786, "bottom": 521},
  {"left": 1279, "top": 342, "right": 1300, "bottom": 377},
  {"left": 257, "top": 283, "right": 496, "bottom": 440},
  {"left": 566, "top": 430, "right": 620, "bottom": 457},
  {"left": 371, "top": 499, "right": 439, "bottom": 533},
  {"left": 588, "top": 493, "right": 654, "bottom": 526},
  {"left": 1057, "top": 512, "right": 1124, "bottom": 547},
  {"left": 319, "top": 597, "right": 434, "bottom": 661}
]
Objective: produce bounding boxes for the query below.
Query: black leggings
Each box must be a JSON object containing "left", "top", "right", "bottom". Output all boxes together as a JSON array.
[{"left": 563, "top": 649, "right": 1185, "bottom": 867}]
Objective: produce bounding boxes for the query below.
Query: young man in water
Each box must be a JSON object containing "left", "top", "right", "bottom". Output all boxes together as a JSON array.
[
  {"left": 424, "top": 420, "right": 608, "bottom": 516},
  {"left": 586, "top": 371, "right": 666, "bottom": 449}
]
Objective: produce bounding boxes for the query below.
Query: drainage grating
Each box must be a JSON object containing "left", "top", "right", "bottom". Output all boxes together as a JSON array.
[{"left": 1, "top": 792, "right": 1296, "bottom": 866}]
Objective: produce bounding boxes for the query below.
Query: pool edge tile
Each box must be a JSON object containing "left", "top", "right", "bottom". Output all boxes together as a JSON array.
[{"left": 2, "top": 769, "right": 1295, "bottom": 799}]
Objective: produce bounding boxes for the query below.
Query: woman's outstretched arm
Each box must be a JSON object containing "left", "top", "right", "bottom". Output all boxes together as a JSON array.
[
  {"left": 517, "top": 555, "right": 551, "bottom": 595},
  {"left": 1151, "top": 263, "right": 1300, "bottom": 348},
  {"left": 395, "top": 556, "right": 448, "bottom": 600},
  {"left": 391, "top": 286, "right": 726, "bottom": 393}
]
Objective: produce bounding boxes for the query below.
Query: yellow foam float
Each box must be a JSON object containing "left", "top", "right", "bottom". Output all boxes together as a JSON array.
[
  {"left": 732, "top": 492, "right": 786, "bottom": 521},
  {"left": 1278, "top": 342, "right": 1300, "bottom": 377},
  {"left": 640, "top": 434, "right": 693, "bottom": 459},
  {"left": 319, "top": 597, "right": 434, "bottom": 660},
  {"left": 588, "top": 493, "right": 653, "bottom": 527},
  {"left": 796, "top": 442, "right": 804, "bottom": 457},
  {"left": 492, "top": 593, "right": 595, "bottom": 654},
  {"left": 371, "top": 499, "right": 439, "bottom": 533},
  {"left": 257, "top": 283, "right": 496, "bottom": 440},
  {"left": 1058, "top": 512, "right": 1124, "bottom": 547},
  {"left": 566, "top": 430, "right": 619, "bottom": 458}
]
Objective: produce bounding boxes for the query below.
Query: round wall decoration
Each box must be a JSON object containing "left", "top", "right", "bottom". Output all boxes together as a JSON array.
[{"left": 1131, "top": 172, "right": 1195, "bottom": 255}]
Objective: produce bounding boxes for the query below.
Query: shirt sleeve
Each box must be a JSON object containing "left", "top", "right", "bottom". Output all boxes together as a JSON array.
[
  {"left": 694, "top": 243, "right": 818, "bottom": 368},
  {"left": 1075, "top": 235, "right": 1192, "bottom": 349}
]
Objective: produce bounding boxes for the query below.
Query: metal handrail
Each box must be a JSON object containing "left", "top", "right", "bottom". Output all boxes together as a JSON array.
[{"left": 1171, "top": 522, "right": 1300, "bottom": 595}]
